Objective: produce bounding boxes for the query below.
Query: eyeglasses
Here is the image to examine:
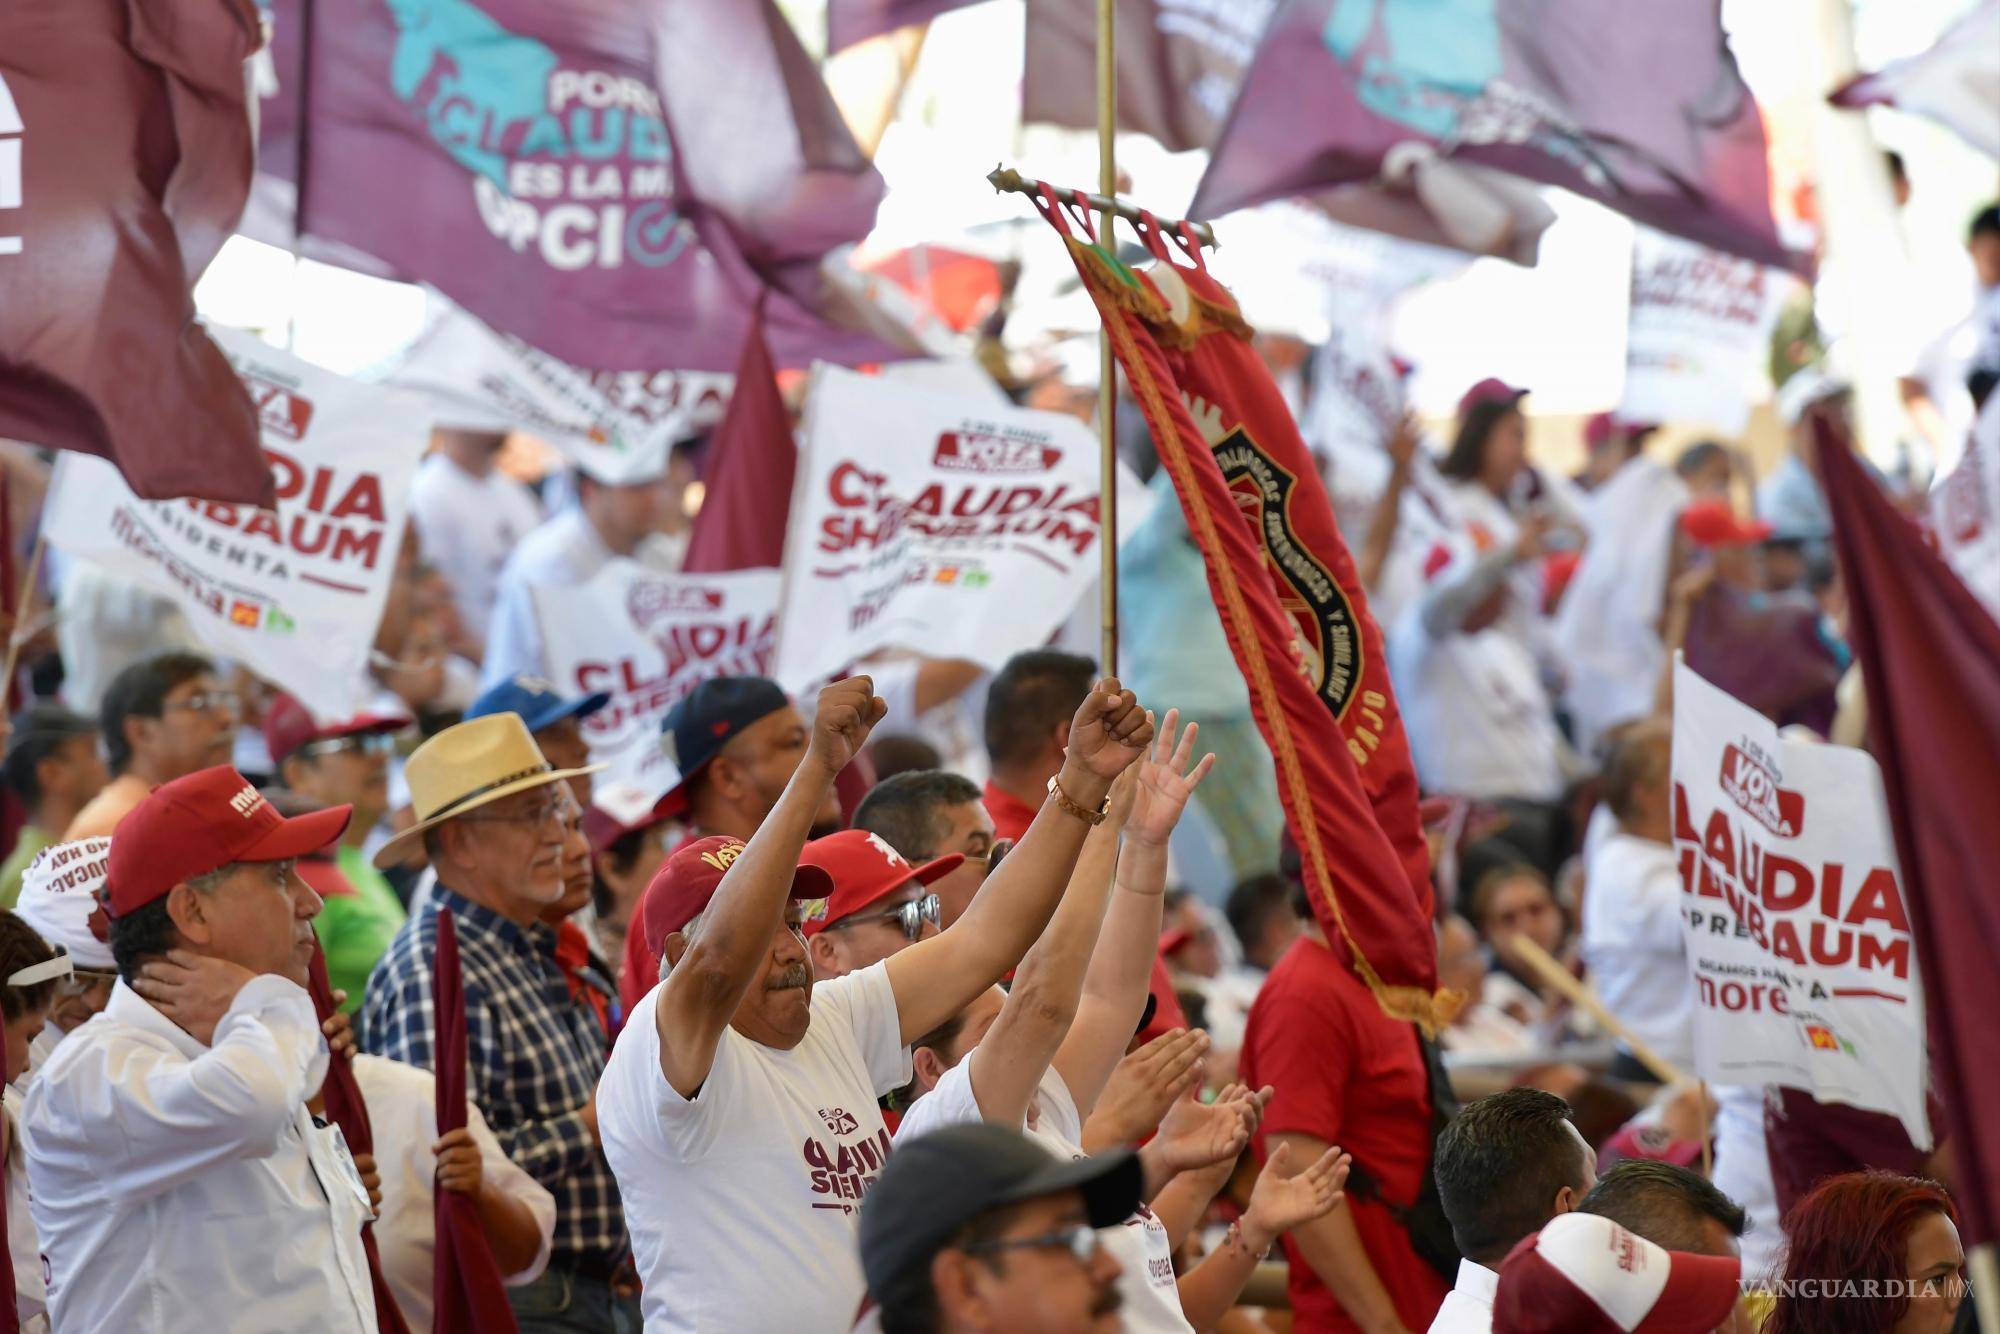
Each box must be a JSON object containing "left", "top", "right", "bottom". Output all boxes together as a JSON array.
[
  {"left": 57, "top": 968, "right": 117, "bottom": 998},
  {"left": 297, "top": 732, "right": 400, "bottom": 759},
  {"left": 456, "top": 796, "right": 567, "bottom": 834},
  {"left": 165, "top": 691, "right": 241, "bottom": 718},
  {"left": 831, "top": 891, "right": 940, "bottom": 942},
  {"left": 965, "top": 839, "right": 1014, "bottom": 878},
  {"left": 962, "top": 1223, "right": 1102, "bottom": 1266}
]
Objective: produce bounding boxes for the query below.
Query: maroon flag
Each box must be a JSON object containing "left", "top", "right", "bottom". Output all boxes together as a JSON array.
[
  {"left": 1192, "top": 0, "right": 1798, "bottom": 272},
  {"left": 0, "top": 0, "right": 271, "bottom": 505},
  {"left": 1819, "top": 423, "right": 2000, "bottom": 1247},
  {"left": 1023, "top": 0, "right": 1273, "bottom": 152},
  {"left": 284, "top": 0, "right": 899, "bottom": 372},
  {"left": 683, "top": 297, "right": 793, "bottom": 573},
  {"left": 308, "top": 946, "right": 414, "bottom": 1334},
  {"left": 827, "top": 0, "right": 981, "bottom": 52},
  {"left": 432, "top": 911, "right": 521, "bottom": 1332}
]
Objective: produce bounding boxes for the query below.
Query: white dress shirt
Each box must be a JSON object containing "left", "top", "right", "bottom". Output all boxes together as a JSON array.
[
  {"left": 351, "top": 1053, "right": 556, "bottom": 1330},
  {"left": 3, "top": 1088, "right": 47, "bottom": 1333},
  {"left": 1427, "top": 1258, "right": 1499, "bottom": 1334},
  {"left": 22, "top": 977, "right": 377, "bottom": 1333},
  {"left": 481, "top": 506, "right": 683, "bottom": 688}
]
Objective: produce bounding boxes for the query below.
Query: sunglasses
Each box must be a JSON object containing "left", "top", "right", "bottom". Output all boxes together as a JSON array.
[
  {"left": 966, "top": 839, "right": 1014, "bottom": 878},
  {"left": 297, "top": 731, "right": 400, "bottom": 759},
  {"left": 164, "top": 691, "right": 241, "bottom": 718},
  {"left": 963, "top": 1223, "right": 1103, "bottom": 1266},
  {"left": 57, "top": 968, "right": 118, "bottom": 998},
  {"left": 831, "top": 891, "right": 940, "bottom": 942}
]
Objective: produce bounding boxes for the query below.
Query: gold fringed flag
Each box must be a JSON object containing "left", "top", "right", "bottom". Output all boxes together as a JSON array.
[{"left": 1032, "top": 188, "right": 1455, "bottom": 1032}]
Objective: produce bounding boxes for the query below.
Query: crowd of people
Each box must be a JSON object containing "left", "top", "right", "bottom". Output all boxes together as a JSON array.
[{"left": 0, "top": 200, "right": 1989, "bottom": 1334}]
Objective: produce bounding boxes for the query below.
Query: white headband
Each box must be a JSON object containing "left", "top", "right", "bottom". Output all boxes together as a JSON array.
[{"left": 8, "top": 946, "right": 75, "bottom": 988}]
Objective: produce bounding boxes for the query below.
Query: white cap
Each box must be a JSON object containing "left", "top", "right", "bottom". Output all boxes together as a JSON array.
[
  {"left": 15, "top": 838, "right": 117, "bottom": 972},
  {"left": 1775, "top": 364, "right": 1851, "bottom": 426}
]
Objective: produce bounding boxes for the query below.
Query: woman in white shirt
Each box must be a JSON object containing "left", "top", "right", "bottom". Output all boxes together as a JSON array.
[{"left": 1, "top": 909, "right": 70, "bottom": 1334}]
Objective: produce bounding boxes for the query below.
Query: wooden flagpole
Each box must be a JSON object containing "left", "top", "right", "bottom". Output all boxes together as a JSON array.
[{"left": 1096, "top": 0, "right": 1117, "bottom": 675}]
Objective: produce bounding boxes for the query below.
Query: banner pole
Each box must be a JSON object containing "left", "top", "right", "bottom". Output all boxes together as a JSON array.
[
  {"left": 1, "top": 531, "right": 47, "bottom": 702},
  {"left": 1095, "top": 0, "right": 1117, "bottom": 675},
  {"left": 1967, "top": 1243, "right": 1997, "bottom": 1334},
  {"left": 1509, "top": 935, "right": 1692, "bottom": 1086}
]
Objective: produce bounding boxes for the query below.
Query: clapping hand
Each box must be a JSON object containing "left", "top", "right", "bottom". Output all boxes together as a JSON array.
[
  {"left": 1127, "top": 709, "right": 1217, "bottom": 848},
  {"left": 1154, "top": 1080, "right": 1270, "bottom": 1175},
  {"left": 1242, "top": 1141, "right": 1351, "bottom": 1250},
  {"left": 809, "top": 676, "right": 888, "bottom": 777},
  {"left": 1080, "top": 1029, "right": 1208, "bottom": 1152}
]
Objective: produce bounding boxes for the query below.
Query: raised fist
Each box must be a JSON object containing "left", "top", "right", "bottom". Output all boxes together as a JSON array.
[
  {"left": 1065, "top": 678, "right": 1156, "bottom": 782},
  {"left": 809, "top": 676, "right": 888, "bottom": 777}
]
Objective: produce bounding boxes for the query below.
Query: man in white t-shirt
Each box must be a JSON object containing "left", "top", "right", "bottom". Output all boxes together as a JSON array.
[
  {"left": 407, "top": 429, "right": 545, "bottom": 652},
  {"left": 598, "top": 675, "right": 1156, "bottom": 1333},
  {"left": 1580, "top": 720, "right": 1696, "bottom": 1082},
  {"left": 482, "top": 442, "right": 684, "bottom": 689}
]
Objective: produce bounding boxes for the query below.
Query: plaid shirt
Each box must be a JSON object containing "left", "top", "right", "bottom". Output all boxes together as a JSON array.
[{"left": 362, "top": 887, "right": 626, "bottom": 1269}]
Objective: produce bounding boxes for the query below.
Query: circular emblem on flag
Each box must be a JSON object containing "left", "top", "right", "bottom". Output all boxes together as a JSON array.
[{"left": 1186, "top": 395, "right": 1362, "bottom": 718}]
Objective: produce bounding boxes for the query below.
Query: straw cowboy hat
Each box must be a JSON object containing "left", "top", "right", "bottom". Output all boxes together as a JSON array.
[{"left": 373, "top": 713, "right": 603, "bottom": 869}]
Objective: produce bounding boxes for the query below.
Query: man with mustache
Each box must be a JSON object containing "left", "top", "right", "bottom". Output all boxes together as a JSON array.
[
  {"left": 598, "top": 674, "right": 1156, "bottom": 1333},
  {"left": 361, "top": 712, "right": 631, "bottom": 1332},
  {"left": 22, "top": 766, "right": 379, "bottom": 1331}
]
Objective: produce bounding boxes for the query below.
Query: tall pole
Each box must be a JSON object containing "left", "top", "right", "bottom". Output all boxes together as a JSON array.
[{"left": 1095, "top": 0, "right": 1117, "bottom": 675}]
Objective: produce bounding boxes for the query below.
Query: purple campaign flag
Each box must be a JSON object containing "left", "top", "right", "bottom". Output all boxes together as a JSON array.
[
  {"left": 1192, "top": 0, "right": 1799, "bottom": 272},
  {"left": 286, "top": 0, "right": 900, "bottom": 372},
  {"left": 827, "top": 1, "right": 983, "bottom": 53}
]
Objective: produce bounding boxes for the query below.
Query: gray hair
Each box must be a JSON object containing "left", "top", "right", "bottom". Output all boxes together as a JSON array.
[{"left": 659, "top": 910, "right": 705, "bottom": 982}]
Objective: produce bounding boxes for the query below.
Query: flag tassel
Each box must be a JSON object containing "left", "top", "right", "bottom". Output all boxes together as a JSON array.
[{"left": 985, "top": 167, "right": 1219, "bottom": 252}]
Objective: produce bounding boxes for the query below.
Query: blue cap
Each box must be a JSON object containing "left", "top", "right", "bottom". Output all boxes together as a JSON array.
[
  {"left": 655, "top": 676, "right": 791, "bottom": 818},
  {"left": 466, "top": 675, "right": 611, "bottom": 734}
]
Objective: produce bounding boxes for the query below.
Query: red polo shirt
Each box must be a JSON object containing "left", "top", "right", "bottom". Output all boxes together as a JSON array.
[
  {"left": 1239, "top": 935, "right": 1447, "bottom": 1334},
  {"left": 982, "top": 778, "right": 1189, "bottom": 1040}
]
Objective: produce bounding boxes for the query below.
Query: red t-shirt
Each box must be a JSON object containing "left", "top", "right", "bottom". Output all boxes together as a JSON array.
[
  {"left": 982, "top": 779, "right": 1189, "bottom": 1038},
  {"left": 1239, "top": 935, "right": 1447, "bottom": 1334}
]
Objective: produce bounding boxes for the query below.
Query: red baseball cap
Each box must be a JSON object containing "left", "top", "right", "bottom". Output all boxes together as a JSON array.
[
  {"left": 1493, "top": 1212, "right": 1742, "bottom": 1334},
  {"left": 1679, "top": 499, "right": 1774, "bottom": 549},
  {"left": 1584, "top": 413, "right": 1659, "bottom": 451},
  {"left": 797, "top": 830, "right": 964, "bottom": 938},
  {"left": 103, "top": 766, "right": 352, "bottom": 918},
  {"left": 638, "top": 835, "right": 835, "bottom": 961},
  {"left": 1457, "top": 377, "right": 1528, "bottom": 418},
  {"left": 263, "top": 692, "right": 411, "bottom": 766}
]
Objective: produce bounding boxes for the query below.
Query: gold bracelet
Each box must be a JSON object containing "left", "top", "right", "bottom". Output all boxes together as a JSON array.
[{"left": 1046, "top": 774, "right": 1109, "bottom": 825}]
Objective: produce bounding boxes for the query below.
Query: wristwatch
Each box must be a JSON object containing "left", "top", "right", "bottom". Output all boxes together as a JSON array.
[{"left": 1047, "top": 774, "right": 1110, "bottom": 825}]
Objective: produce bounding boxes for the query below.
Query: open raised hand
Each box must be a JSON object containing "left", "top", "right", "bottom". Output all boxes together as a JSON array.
[
  {"left": 1153, "top": 1078, "right": 1266, "bottom": 1175},
  {"left": 1127, "top": 709, "right": 1217, "bottom": 847},
  {"left": 809, "top": 676, "right": 888, "bottom": 777},
  {"left": 1064, "top": 678, "right": 1156, "bottom": 783},
  {"left": 1243, "top": 1140, "right": 1351, "bottom": 1248}
]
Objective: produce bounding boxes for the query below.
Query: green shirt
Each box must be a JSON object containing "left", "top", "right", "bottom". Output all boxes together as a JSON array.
[
  {"left": 314, "top": 844, "right": 408, "bottom": 1012},
  {"left": 0, "top": 826, "right": 56, "bottom": 910}
]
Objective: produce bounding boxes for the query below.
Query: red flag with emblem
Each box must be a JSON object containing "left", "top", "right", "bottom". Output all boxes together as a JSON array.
[{"left": 1032, "top": 190, "right": 1447, "bottom": 1029}]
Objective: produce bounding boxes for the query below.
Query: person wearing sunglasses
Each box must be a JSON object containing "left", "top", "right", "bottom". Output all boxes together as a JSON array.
[
  {"left": 799, "top": 829, "right": 963, "bottom": 980},
  {"left": 67, "top": 651, "right": 236, "bottom": 841},
  {"left": 10, "top": 838, "right": 120, "bottom": 1085},
  {"left": 860, "top": 1122, "right": 1141, "bottom": 1334},
  {"left": 266, "top": 692, "right": 413, "bottom": 1013}
]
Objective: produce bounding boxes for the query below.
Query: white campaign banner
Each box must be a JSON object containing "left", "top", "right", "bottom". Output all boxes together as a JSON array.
[
  {"left": 43, "top": 327, "right": 424, "bottom": 719},
  {"left": 387, "top": 297, "right": 731, "bottom": 483},
  {"left": 1933, "top": 394, "right": 2000, "bottom": 623},
  {"left": 534, "top": 562, "right": 781, "bottom": 808},
  {"left": 1671, "top": 660, "right": 1929, "bottom": 1146},
  {"left": 774, "top": 365, "right": 1150, "bottom": 690},
  {"left": 1620, "top": 228, "right": 1793, "bottom": 434}
]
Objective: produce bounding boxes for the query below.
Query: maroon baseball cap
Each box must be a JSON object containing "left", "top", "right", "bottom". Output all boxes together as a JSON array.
[
  {"left": 102, "top": 766, "right": 352, "bottom": 918},
  {"left": 1457, "top": 377, "right": 1528, "bottom": 418},
  {"left": 796, "top": 830, "right": 963, "bottom": 938},
  {"left": 1679, "top": 499, "right": 1774, "bottom": 549},
  {"left": 1493, "top": 1212, "right": 1741, "bottom": 1334},
  {"left": 638, "top": 835, "right": 835, "bottom": 959},
  {"left": 263, "top": 692, "right": 411, "bottom": 766}
]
